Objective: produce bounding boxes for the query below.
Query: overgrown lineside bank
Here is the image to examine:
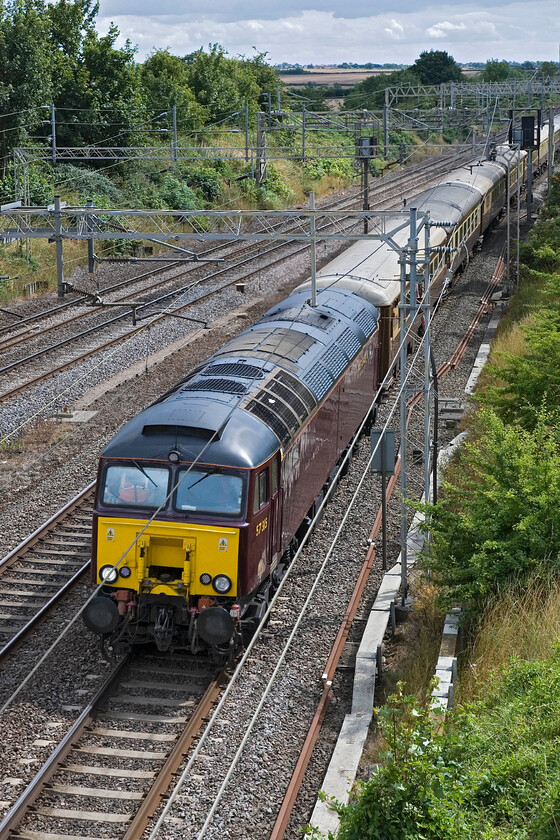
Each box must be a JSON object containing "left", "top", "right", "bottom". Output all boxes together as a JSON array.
[{"left": 316, "top": 176, "right": 560, "bottom": 840}]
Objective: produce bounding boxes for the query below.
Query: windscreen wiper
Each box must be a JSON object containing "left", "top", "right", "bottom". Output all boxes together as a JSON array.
[
  {"left": 132, "top": 459, "right": 158, "bottom": 487},
  {"left": 187, "top": 467, "right": 219, "bottom": 489}
]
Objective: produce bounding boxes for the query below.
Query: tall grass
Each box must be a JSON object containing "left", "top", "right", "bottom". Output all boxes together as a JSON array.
[{"left": 459, "top": 575, "right": 560, "bottom": 704}]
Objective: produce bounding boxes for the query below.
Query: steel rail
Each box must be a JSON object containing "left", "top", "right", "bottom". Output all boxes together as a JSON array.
[
  {"left": 122, "top": 676, "right": 226, "bottom": 840},
  {"left": 0, "top": 482, "right": 96, "bottom": 663},
  {"left": 0, "top": 653, "right": 130, "bottom": 840},
  {"left": 0, "top": 481, "right": 95, "bottom": 572}
]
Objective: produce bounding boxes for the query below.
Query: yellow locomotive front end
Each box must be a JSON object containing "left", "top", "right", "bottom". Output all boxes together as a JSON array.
[
  {"left": 95, "top": 516, "right": 239, "bottom": 600},
  {"left": 87, "top": 513, "right": 242, "bottom": 653},
  {"left": 84, "top": 455, "right": 249, "bottom": 654}
]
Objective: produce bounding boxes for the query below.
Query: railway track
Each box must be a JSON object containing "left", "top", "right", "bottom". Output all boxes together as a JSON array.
[
  {"left": 0, "top": 148, "right": 472, "bottom": 349},
  {"left": 0, "top": 652, "right": 224, "bottom": 840},
  {"left": 0, "top": 484, "right": 95, "bottom": 663}
]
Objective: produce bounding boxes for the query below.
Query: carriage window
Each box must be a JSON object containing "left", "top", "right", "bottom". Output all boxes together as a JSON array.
[
  {"left": 176, "top": 469, "right": 244, "bottom": 516},
  {"left": 253, "top": 470, "right": 269, "bottom": 514},
  {"left": 102, "top": 465, "right": 169, "bottom": 508}
]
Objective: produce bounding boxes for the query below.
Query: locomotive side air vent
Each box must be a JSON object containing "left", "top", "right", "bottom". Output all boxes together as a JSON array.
[
  {"left": 181, "top": 378, "right": 248, "bottom": 395},
  {"left": 354, "top": 309, "right": 377, "bottom": 337},
  {"left": 201, "top": 363, "right": 265, "bottom": 380}
]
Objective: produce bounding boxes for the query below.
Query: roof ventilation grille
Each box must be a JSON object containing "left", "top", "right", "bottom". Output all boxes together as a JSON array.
[{"left": 182, "top": 378, "right": 247, "bottom": 395}]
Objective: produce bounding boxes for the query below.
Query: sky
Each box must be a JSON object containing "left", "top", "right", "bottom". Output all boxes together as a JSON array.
[{"left": 96, "top": 0, "right": 560, "bottom": 67}]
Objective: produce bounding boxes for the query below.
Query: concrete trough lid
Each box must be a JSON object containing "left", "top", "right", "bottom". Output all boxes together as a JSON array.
[
  {"left": 439, "top": 397, "right": 464, "bottom": 422},
  {"left": 55, "top": 410, "right": 98, "bottom": 423}
]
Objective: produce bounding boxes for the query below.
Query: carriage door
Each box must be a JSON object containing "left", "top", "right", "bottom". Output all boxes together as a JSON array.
[
  {"left": 253, "top": 467, "right": 271, "bottom": 583},
  {"left": 269, "top": 454, "right": 282, "bottom": 566}
]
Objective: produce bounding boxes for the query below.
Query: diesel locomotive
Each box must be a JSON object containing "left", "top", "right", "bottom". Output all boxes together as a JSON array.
[{"left": 84, "top": 118, "right": 560, "bottom": 656}]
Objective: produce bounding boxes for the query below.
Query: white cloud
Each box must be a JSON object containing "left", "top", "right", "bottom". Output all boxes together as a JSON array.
[
  {"left": 384, "top": 19, "right": 405, "bottom": 39},
  {"left": 426, "top": 21, "right": 467, "bottom": 38},
  {"left": 98, "top": 2, "right": 560, "bottom": 65}
]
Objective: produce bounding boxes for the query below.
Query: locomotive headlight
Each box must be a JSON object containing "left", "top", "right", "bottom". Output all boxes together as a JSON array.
[
  {"left": 200, "top": 573, "right": 212, "bottom": 586},
  {"left": 212, "top": 574, "right": 232, "bottom": 594},
  {"left": 100, "top": 564, "right": 119, "bottom": 584},
  {"left": 119, "top": 566, "right": 132, "bottom": 579}
]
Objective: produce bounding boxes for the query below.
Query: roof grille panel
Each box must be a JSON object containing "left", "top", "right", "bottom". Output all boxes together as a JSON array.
[
  {"left": 245, "top": 400, "right": 291, "bottom": 446},
  {"left": 201, "top": 363, "right": 265, "bottom": 380},
  {"left": 182, "top": 378, "right": 247, "bottom": 395},
  {"left": 303, "top": 365, "right": 334, "bottom": 401},
  {"left": 338, "top": 327, "right": 362, "bottom": 359},
  {"left": 354, "top": 309, "right": 377, "bottom": 337},
  {"left": 255, "top": 391, "right": 300, "bottom": 433},
  {"left": 264, "top": 379, "right": 309, "bottom": 422},
  {"left": 275, "top": 370, "right": 316, "bottom": 412},
  {"left": 321, "top": 344, "right": 347, "bottom": 379}
]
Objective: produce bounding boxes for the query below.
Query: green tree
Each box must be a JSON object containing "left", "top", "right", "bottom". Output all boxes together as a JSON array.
[
  {"left": 412, "top": 50, "right": 464, "bottom": 85},
  {"left": 183, "top": 43, "right": 279, "bottom": 124},
  {"left": 481, "top": 272, "right": 560, "bottom": 428},
  {"left": 421, "top": 409, "right": 560, "bottom": 609},
  {"left": 481, "top": 59, "right": 525, "bottom": 82},
  {"left": 343, "top": 67, "right": 418, "bottom": 110},
  {"left": 54, "top": 23, "right": 143, "bottom": 148},
  {"left": 0, "top": 0, "right": 53, "bottom": 175},
  {"left": 140, "top": 50, "right": 207, "bottom": 132},
  {"left": 540, "top": 61, "right": 559, "bottom": 77}
]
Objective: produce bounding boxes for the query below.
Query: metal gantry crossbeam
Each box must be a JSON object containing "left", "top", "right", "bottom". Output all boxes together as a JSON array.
[
  {"left": 385, "top": 77, "right": 560, "bottom": 107},
  {"left": 0, "top": 205, "right": 428, "bottom": 243}
]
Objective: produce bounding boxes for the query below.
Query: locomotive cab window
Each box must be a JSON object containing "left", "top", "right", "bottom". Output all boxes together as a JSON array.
[
  {"left": 102, "top": 464, "right": 169, "bottom": 508},
  {"left": 175, "top": 468, "right": 244, "bottom": 517},
  {"left": 253, "top": 469, "right": 269, "bottom": 514}
]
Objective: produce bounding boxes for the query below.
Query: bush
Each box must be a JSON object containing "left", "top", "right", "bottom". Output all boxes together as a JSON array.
[
  {"left": 420, "top": 408, "right": 560, "bottom": 610},
  {"left": 158, "top": 175, "right": 199, "bottom": 210},
  {"left": 55, "top": 164, "right": 123, "bottom": 204},
  {"left": 183, "top": 166, "right": 222, "bottom": 202},
  {"left": 326, "top": 655, "right": 560, "bottom": 840}
]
